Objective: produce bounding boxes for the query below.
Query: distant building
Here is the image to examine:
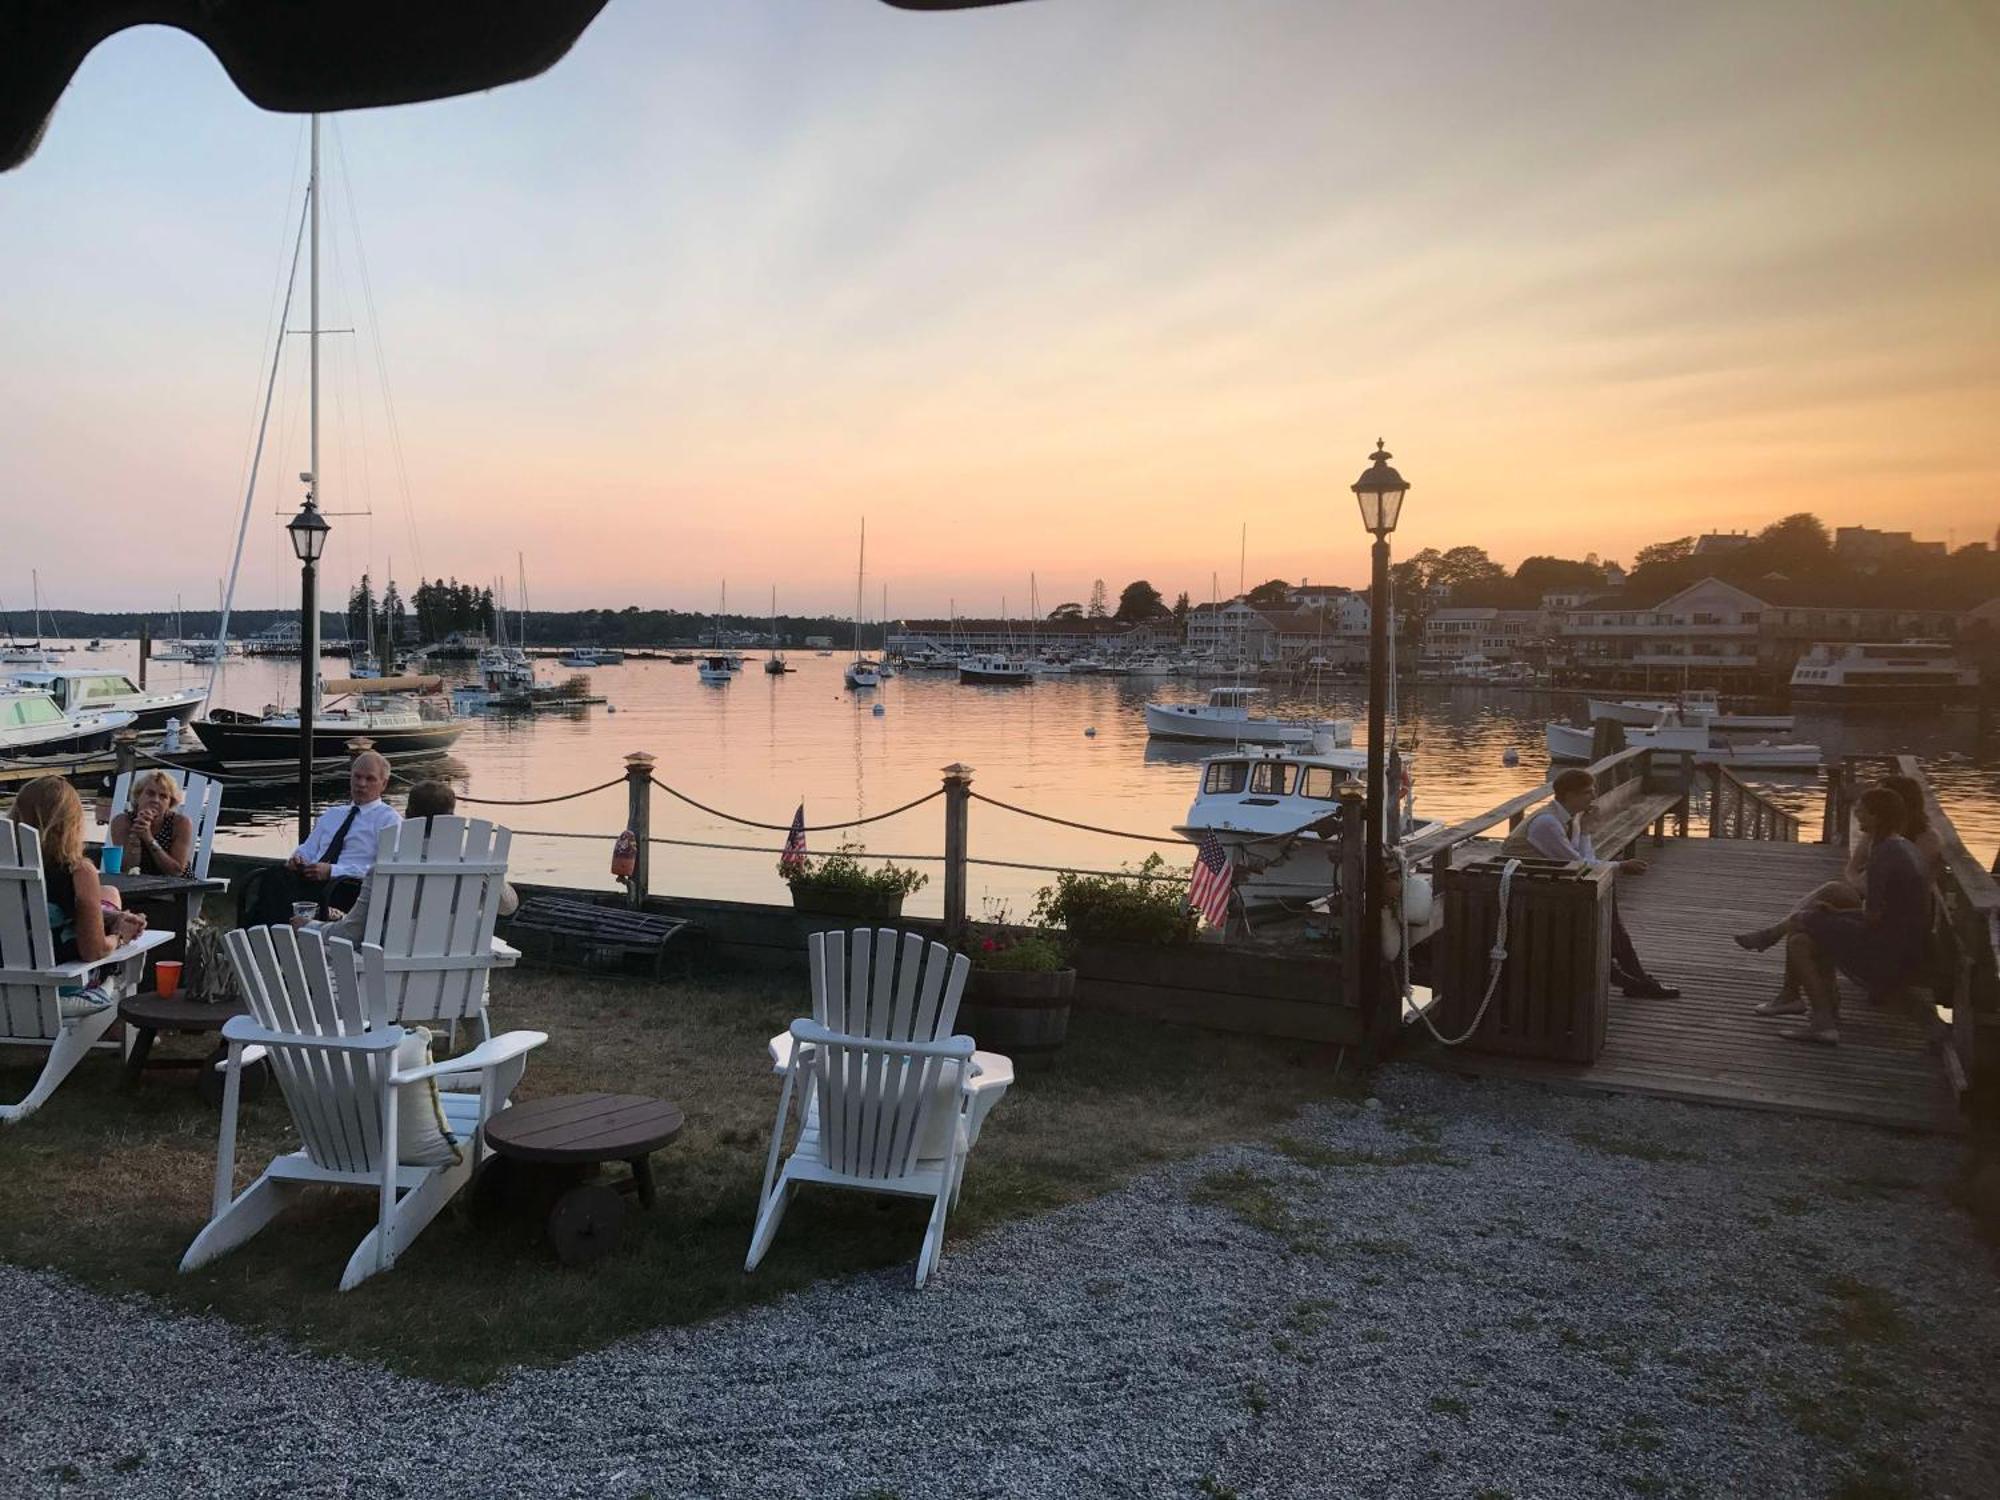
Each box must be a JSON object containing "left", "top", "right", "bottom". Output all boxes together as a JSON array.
[
  {"left": 1693, "top": 531, "right": 1754, "bottom": 556},
  {"left": 803, "top": 635, "right": 834, "bottom": 649},
  {"left": 1424, "top": 607, "right": 1543, "bottom": 664},
  {"left": 1834, "top": 526, "right": 1949, "bottom": 569}
]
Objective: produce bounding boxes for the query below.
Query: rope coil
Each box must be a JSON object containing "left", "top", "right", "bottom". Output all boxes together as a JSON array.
[{"left": 1409, "top": 855, "right": 1520, "bottom": 1048}]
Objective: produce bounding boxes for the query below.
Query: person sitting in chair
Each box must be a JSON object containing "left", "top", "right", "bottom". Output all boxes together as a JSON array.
[
  {"left": 1500, "top": 766, "right": 1680, "bottom": 999},
  {"left": 109, "top": 769, "right": 195, "bottom": 877},
  {"left": 309, "top": 779, "right": 517, "bottom": 942},
  {"left": 252, "top": 751, "right": 400, "bottom": 923}
]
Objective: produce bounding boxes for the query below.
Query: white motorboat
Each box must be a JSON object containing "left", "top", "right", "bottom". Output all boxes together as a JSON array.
[
  {"left": 1145, "top": 686, "right": 1342, "bottom": 746},
  {"left": 3, "top": 668, "right": 205, "bottom": 732},
  {"left": 557, "top": 649, "right": 597, "bottom": 669},
  {"left": 1545, "top": 718, "right": 1820, "bottom": 770},
  {"left": 0, "top": 687, "right": 136, "bottom": 756},
  {"left": 1175, "top": 742, "right": 1441, "bottom": 911},
  {"left": 959, "top": 653, "right": 1033, "bottom": 685},
  {"left": 698, "top": 653, "right": 734, "bottom": 684},
  {"left": 1124, "top": 655, "right": 1176, "bottom": 677},
  {"left": 845, "top": 659, "right": 883, "bottom": 688},
  {"left": 1789, "top": 640, "right": 1978, "bottom": 704},
  {"left": 1586, "top": 691, "right": 1792, "bottom": 734}
]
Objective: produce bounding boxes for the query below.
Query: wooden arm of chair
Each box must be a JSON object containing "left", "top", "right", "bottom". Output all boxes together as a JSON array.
[
  {"left": 47, "top": 928, "right": 173, "bottom": 981},
  {"left": 390, "top": 1029, "right": 547, "bottom": 1085},
  {"left": 218, "top": 1017, "right": 402, "bottom": 1053},
  {"left": 787, "top": 1019, "right": 977, "bottom": 1060}
]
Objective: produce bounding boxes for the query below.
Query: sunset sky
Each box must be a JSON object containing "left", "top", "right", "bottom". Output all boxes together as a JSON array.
[{"left": 2, "top": 0, "right": 1995, "bottom": 619}]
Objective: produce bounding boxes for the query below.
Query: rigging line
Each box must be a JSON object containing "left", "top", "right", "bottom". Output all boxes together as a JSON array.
[
  {"left": 964, "top": 791, "right": 1181, "bottom": 845},
  {"left": 331, "top": 120, "right": 423, "bottom": 583},
  {"left": 648, "top": 776, "right": 942, "bottom": 833},
  {"left": 231, "top": 118, "right": 310, "bottom": 520}
]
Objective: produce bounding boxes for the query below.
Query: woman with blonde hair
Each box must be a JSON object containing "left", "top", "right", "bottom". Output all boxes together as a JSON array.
[
  {"left": 9, "top": 775, "right": 145, "bottom": 963},
  {"left": 108, "top": 769, "right": 195, "bottom": 878}
]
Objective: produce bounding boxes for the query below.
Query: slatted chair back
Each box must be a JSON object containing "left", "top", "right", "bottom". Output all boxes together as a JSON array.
[
  {"left": 224, "top": 925, "right": 394, "bottom": 1176},
  {"left": 807, "top": 928, "right": 970, "bottom": 1045},
  {"left": 0, "top": 819, "right": 61, "bottom": 1043},
  {"left": 362, "top": 816, "right": 513, "bottom": 1027},
  {"left": 808, "top": 1030, "right": 970, "bottom": 1182},
  {"left": 110, "top": 768, "right": 223, "bottom": 880}
]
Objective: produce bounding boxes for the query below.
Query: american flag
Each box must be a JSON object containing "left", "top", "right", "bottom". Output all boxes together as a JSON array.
[
  {"left": 779, "top": 803, "right": 808, "bottom": 875},
  {"left": 1188, "top": 830, "right": 1232, "bottom": 928}
]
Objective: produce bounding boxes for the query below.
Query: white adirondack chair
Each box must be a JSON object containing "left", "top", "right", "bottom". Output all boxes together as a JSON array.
[
  {"left": 361, "top": 816, "right": 519, "bottom": 1042},
  {"left": 748, "top": 928, "right": 990, "bottom": 1286},
  {"left": 180, "top": 925, "right": 546, "bottom": 1290},
  {"left": 0, "top": 817, "right": 171, "bottom": 1124},
  {"left": 107, "top": 767, "right": 223, "bottom": 932}
]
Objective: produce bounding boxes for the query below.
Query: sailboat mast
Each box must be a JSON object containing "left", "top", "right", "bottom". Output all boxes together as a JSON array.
[
  {"left": 855, "top": 518, "right": 866, "bottom": 659},
  {"left": 302, "top": 114, "right": 323, "bottom": 699}
]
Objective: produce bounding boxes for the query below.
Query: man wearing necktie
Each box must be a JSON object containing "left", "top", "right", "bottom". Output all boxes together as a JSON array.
[{"left": 259, "top": 751, "right": 402, "bottom": 921}]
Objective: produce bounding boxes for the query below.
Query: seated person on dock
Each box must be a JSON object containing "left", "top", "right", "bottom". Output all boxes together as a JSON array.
[
  {"left": 108, "top": 769, "right": 195, "bottom": 878},
  {"left": 249, "top": 751, "right": 400, "bottom": 923},
  {"left": 10, "top": 775, "right": 146, "bottom": 964},
  {"left": 1500, "top": 766, "right": 1680, "bottom": 1000},
  {"left": 305, "top": 779, "right": 518, "bottom": 942},
  {"left": 1754, "top": 786, "right": 1929, "bottom": 1045},
  {"left": 1733, "top": 774, "right": 1942, "bottom": 952}
]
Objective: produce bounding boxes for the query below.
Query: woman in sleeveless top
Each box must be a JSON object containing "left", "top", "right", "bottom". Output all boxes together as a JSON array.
[
  {"left": 108, "top": 769, "right": 194, "bottom": 877},
  {"left": 10, "top": 776, "right": 146, "bottom": 964}
]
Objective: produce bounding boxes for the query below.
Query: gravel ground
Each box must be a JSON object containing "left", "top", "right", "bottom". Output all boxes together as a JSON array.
[{"left": 4, "top": 1066, "right": 1997, "bottom": 1500}]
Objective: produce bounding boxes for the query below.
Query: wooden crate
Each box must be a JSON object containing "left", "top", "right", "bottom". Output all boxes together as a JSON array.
[{"left": 1434, "top": 858, "right": 1614, "bottom": 1063}]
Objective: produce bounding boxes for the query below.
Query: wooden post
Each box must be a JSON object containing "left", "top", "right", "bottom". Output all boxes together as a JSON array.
[
  {"left": 1337, "top": 787, "right": 1372, "bottom": 1042},
  {"left": 137, "top": 621, "right": 150, "bottom": 689},
  {"left": 1707, "top": 763, "right": 1722, "bottom": 838},
  {"left": 623, "top": 751, "right": 655, "bottom": 909},
  {"left": 1675, "top": 751, "right": 1692, "bottom": 836},
  {"left": 941, "top": 763, "right": 973, "bottom": 945}
]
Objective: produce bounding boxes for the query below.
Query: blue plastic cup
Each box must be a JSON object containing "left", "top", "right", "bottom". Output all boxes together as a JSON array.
[{"left": 99, "top": 845, "right": 124, "bottom": 875}]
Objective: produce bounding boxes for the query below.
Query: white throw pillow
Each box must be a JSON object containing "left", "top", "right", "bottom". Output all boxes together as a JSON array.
[{"left": 393, "top": 1027, "right": 462, "bottom": 1168}]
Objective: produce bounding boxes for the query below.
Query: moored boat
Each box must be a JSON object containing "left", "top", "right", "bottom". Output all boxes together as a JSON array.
[
  {"left": 195, "top": 675, "right": 465, "bottom": 766},
  {"left": 1789, "top": 641, "right": 1978, "bottom": 704},
  {"left": 958, "top": 653, "right": 1032, "bottom": 685},
  {"left": 3, "top": 668, "right": 205, "bottom": 732},
  {"left": 1145, "top": 686, "right": 1341, "bottom": 746},
  {"left": 0, "top": 687, "right": 136, "bottom": 756}
]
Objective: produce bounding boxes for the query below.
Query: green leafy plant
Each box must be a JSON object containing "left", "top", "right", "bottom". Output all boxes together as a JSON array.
[
  {"left": 1031, "top": 855, "right": 1196, "bottom": 945},
  {"left": 960, "top": 898, "right": 1072, "bottom": 971},
  {"left": 780, "top": 841, "right": 928, "bottom": 898}
]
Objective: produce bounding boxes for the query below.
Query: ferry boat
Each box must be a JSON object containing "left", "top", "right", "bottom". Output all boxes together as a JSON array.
[
  {"left": 3, "top": 668, "right": 205, "bottom": 731},
  {"left": 0, "top": 687, "right": 136, "bottom": 757},
  {"left": 1175, "top": 741, "right": 1440, "bottom": 911},
  {"left": 1145, "top": 686, "right": 1341, "bottom": 746},
  {"left": 1789, "top": 641, "right": 1978, "bottom": 704},
  {"left": 195, "top": 674, "right": 465, "bottom": 766}
]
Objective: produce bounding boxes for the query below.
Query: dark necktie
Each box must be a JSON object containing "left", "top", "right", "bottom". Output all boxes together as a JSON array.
[{"left": 321, "top": 804, "right": 363, "bottom": 870}]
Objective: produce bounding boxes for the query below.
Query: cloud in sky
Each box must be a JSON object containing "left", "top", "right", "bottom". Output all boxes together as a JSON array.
[{"left": 2, "top": 0, "right": 1994, "bottom": 616}]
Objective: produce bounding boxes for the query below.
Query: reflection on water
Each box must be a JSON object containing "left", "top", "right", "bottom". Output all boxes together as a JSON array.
[{"left": 71, "top": 645, "right": 2000, "bottom": 916}]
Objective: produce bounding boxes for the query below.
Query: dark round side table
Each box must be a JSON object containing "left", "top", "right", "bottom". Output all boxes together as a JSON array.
[{"left": 476, "top": 1093, "right": 684, "bottom": 1265}]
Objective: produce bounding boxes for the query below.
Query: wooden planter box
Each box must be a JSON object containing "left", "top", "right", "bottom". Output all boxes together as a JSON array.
[
  {"left": 959, "top": 967, "right": 1075, "bottom": 1067},
  {"left": 786, "top": 886, "right": 906, "bottom": 922},
  {"left": 1433, "top": 859, "right": 1614, "bottom": 1062},
  {"left": 1070, "top": 939, "right": 1359, "bottom": 1045}
]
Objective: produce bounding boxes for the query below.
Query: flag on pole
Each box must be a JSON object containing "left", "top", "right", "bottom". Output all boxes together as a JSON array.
[
  {"left": 1188, "top": 830, "right": 1232, "bottom": 927},
  {"left": 779, "top": 803, "right": 808, "bottom": 875}
]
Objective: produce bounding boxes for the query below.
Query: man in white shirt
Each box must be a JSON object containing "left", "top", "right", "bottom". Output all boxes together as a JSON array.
[
  {"left": 1500, "top": 767, "right": 1680, "bottom": 999},
  {"left": 250, "top": 751, "right": 402, "bottom": 923}
]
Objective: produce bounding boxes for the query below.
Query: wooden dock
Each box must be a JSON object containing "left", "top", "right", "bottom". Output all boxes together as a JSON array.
[{"left": 1425, "top": 837, "right": 1961, "bottom": 1134}]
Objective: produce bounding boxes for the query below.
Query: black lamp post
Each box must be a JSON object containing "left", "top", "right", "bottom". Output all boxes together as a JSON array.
[
  {"left": 1351, "top": 440, "right": 1409, "bottom": 1034},
  {"left": 287, "top": 490, "right": 330, "bottom": 842}
]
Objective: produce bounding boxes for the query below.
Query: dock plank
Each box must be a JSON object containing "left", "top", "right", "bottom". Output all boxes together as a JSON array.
[{"left": 1424, "top": 838, "right": 1960, "bottom": 1133}]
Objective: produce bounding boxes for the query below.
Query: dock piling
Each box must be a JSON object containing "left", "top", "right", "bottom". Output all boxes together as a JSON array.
[
  {"left": 941, "top": 763, "right": 973, "bottom": 944},
  {"left": 623, "top": 751, "right": 656, "bottom": 909}
]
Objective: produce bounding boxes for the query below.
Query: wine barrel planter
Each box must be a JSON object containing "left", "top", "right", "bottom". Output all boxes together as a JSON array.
[
  {"left": 787, "top": 886, "right": 905, "bottom": 922},
  {"left": 958, "top": 966, "right": 1075, "bottom": 1068}
]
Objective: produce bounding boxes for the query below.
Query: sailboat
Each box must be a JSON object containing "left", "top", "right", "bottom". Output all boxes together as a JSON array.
[
  {"left": 844, "top": 521, "right": 882, "bottom": 689},
  {"left": 764, "top": 587, "right": 790, "bottom": 675},
  {"left": 875, "top": 585, "right": 898, "bottom": 678},
  {"left": 194, "top": 115, "right": 465, "bottom": 768},
  {"left": 0, "top": 573, "right": 58, "bottom": 666}
]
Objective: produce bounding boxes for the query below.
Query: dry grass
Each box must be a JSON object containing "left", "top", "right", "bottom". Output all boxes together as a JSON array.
[{"left": 0, "top": 967, "right": 1359, "bottom": 1385}]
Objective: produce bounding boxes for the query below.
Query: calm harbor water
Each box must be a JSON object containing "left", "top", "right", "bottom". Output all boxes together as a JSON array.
[{"left": 56, "top": 643, "right": 2000, "bottom": 917}]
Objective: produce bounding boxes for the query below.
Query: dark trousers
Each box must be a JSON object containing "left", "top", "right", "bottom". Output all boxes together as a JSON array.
[
  {"left": 1610, "top": 894, "right": 1648, "bottom": 983},
  {"left": 243, "top": 866, "right": 362, "bottom": 926}
]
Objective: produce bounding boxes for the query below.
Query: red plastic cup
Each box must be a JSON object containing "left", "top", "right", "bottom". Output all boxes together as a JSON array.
[{"left": 155, "top": 961, "right": 182, "bottom": 1000}]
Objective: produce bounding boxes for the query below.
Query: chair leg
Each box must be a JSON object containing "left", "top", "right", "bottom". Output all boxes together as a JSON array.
[
  {"left": 0, "top": 1008, "right": 120, "bottom": 1125},
  {"left": 338, "top": 1159, "right": 471, "bottom": 1291},
  {"left": 744, "top": 1169, "right": 798, "bottom": 1272},
  {"left": 179, "top": 1174, "right": 304, "bottom": 1272},
  {"left": 915, "top": 1183, "right": 953, "bottom": 1288}
]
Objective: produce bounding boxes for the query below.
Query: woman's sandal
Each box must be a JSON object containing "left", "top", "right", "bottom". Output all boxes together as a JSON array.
[{"left": 1753, "top": 996, "right": 1808, "bottom": 1017}]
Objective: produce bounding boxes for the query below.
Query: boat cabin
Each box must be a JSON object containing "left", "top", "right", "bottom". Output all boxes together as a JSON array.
[
  {"left": 0, "top": 689, "right": 70, "bottom": 735},
  {"left": 1196, "top": 747, "right": 1368, "bottom": 805},
  {"left": 5, "top": 670, "right": 144, "bottom": 714}
]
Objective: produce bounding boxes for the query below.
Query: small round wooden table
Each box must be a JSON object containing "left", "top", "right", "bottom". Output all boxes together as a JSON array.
[
  {"left": 118, "top": 991, "right": 261, "bottom": 1105},
  {"left": 477, "top": 1093, "right": 684, "bottom": 1265}
]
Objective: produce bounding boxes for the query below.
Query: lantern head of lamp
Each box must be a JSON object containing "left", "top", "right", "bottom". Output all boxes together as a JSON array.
[
  {"left": 287, "top": 495, "right": 331, "bottom": 563},
  {"left": 1351, "top": 440, "right": 1408, "bottom": 537}
]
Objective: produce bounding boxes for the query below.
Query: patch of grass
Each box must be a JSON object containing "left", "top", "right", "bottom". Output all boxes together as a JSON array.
[
  {"left": 1246, "top": 1380, "right": 1270, "bottom": 1414},
  {"left": 111, "top": 1454, "right": 144, "bottom": 1474},
  {"left": 1195, "top": 1476, "right": 1240, "bottom": 1500},
  {"left": 1285, "top": 1297, "right": 1336, "bottom": 1334},
  {"left": 0, "top": 968, "right": 1363, "bottom": 1386},
  {"left": 1815, "top": 1275, "right": 1909, "bottom": 1348},
  {"left": 1273, "top": 1135, "right": 1454, "bottom": 1170},
  {"left": 1474, "top": 1490, "right": 1513, "bottom": 1500},
  {"left": 1832, "top": 1452, "right": 1920, "bottom": 1500},
  {"left": 1339, "top": 1236, "right": 1412, "bottom": 1258},
  {"left": 1569, "top": 1128, "right": 1703, "bottom": 1165},
  {"left": 1428, "top": 1394, "right": 1469, "bottom": 1419},
  {"left": 1773, "top": 1193, "right": 1813, "bottom": 1216},
  {"left": 1386, "top": 1113, "right": 1444, "bottom": 1144},
  {"left": 1620, "top": 1476, "right": 1668, "bottom": 1497},
  {"left": 1189, "top": 1168, "right": 1301, "bottom": 1238}
]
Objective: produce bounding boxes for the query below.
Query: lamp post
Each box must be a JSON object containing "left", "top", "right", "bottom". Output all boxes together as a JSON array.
[
  {"left": 287, "top": 489, "right": 330, "bottom": 842},
  {"left": 1351, "top": 440, "right": 1409, "bottom": 1036}
]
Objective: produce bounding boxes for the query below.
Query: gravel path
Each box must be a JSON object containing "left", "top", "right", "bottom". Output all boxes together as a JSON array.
[{"left": 4, "top": 1067, "right": 1997, "bottom": 1499}]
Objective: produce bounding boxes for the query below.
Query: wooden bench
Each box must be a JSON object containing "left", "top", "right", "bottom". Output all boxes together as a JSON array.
[
  {"left": 506, "top": 895, "right": 701, "bottom": 979},
  {"left": 1582, "top": 749, "right": 1692, "bottom": 861}
]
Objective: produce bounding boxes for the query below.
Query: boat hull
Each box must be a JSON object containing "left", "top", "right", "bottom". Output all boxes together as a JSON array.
[
  {"left": 193, "top": 716, "right": 463, "bottom": 765},
  {"left": 958, "top": 667, "right": 1029, "bottom": 685},
  {"left": 1145, "top": 702, "right": 1315, "bottom": 745}
]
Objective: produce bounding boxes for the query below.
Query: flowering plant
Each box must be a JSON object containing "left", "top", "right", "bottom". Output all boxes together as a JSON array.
[
  {"left": 959, "top": 899, "right": 1071, "bottom": 972},
  {"left": 778, "top": 841, "right": 928, "bottom": 898}
]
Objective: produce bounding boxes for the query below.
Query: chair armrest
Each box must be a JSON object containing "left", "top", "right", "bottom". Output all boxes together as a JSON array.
[
  {"left": 788, "top": 1018, "right": 976, "bottom": 1060},
  {"left": 218, "top": 1016, "right": 402, "bottom": 1054},
  {"left": 490, "top": 938, "right": 521, "bottom": 964},
  {"left": 391, "top": 1029, "right": 548, "bottom": 1085},
  {"left": 48, "top": 928, "right": 174, "bottom": 980}
]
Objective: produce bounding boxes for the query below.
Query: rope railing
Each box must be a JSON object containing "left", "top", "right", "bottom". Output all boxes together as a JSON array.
[
  {"left": 966, "top": 790, "right": 1180, "bottom": 845},
  {"left": 453, "top": 777, "right": 625, "bottom": 808},
  {"left": 649, "top": 775, "right": 942, "bottom": 833}
]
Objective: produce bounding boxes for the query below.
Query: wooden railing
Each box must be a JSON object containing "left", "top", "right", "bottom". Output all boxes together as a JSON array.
[{"left": 1706, "top": 764, "right": 1802, "bottom": 842}]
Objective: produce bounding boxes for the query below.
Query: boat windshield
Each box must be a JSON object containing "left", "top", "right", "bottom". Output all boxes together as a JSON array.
[
  {"left": 1299, "top": 764, "right": 1348, "bottom": 799},
  {"left": 1248, "top": 761, "right": 1297, "bottom": 795},
  {"left": 1201, "top": 760, "right": 1248, "bottom": 794},
  {"left": 2, "top": 695, "right": 64, "bottom": 729}
]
